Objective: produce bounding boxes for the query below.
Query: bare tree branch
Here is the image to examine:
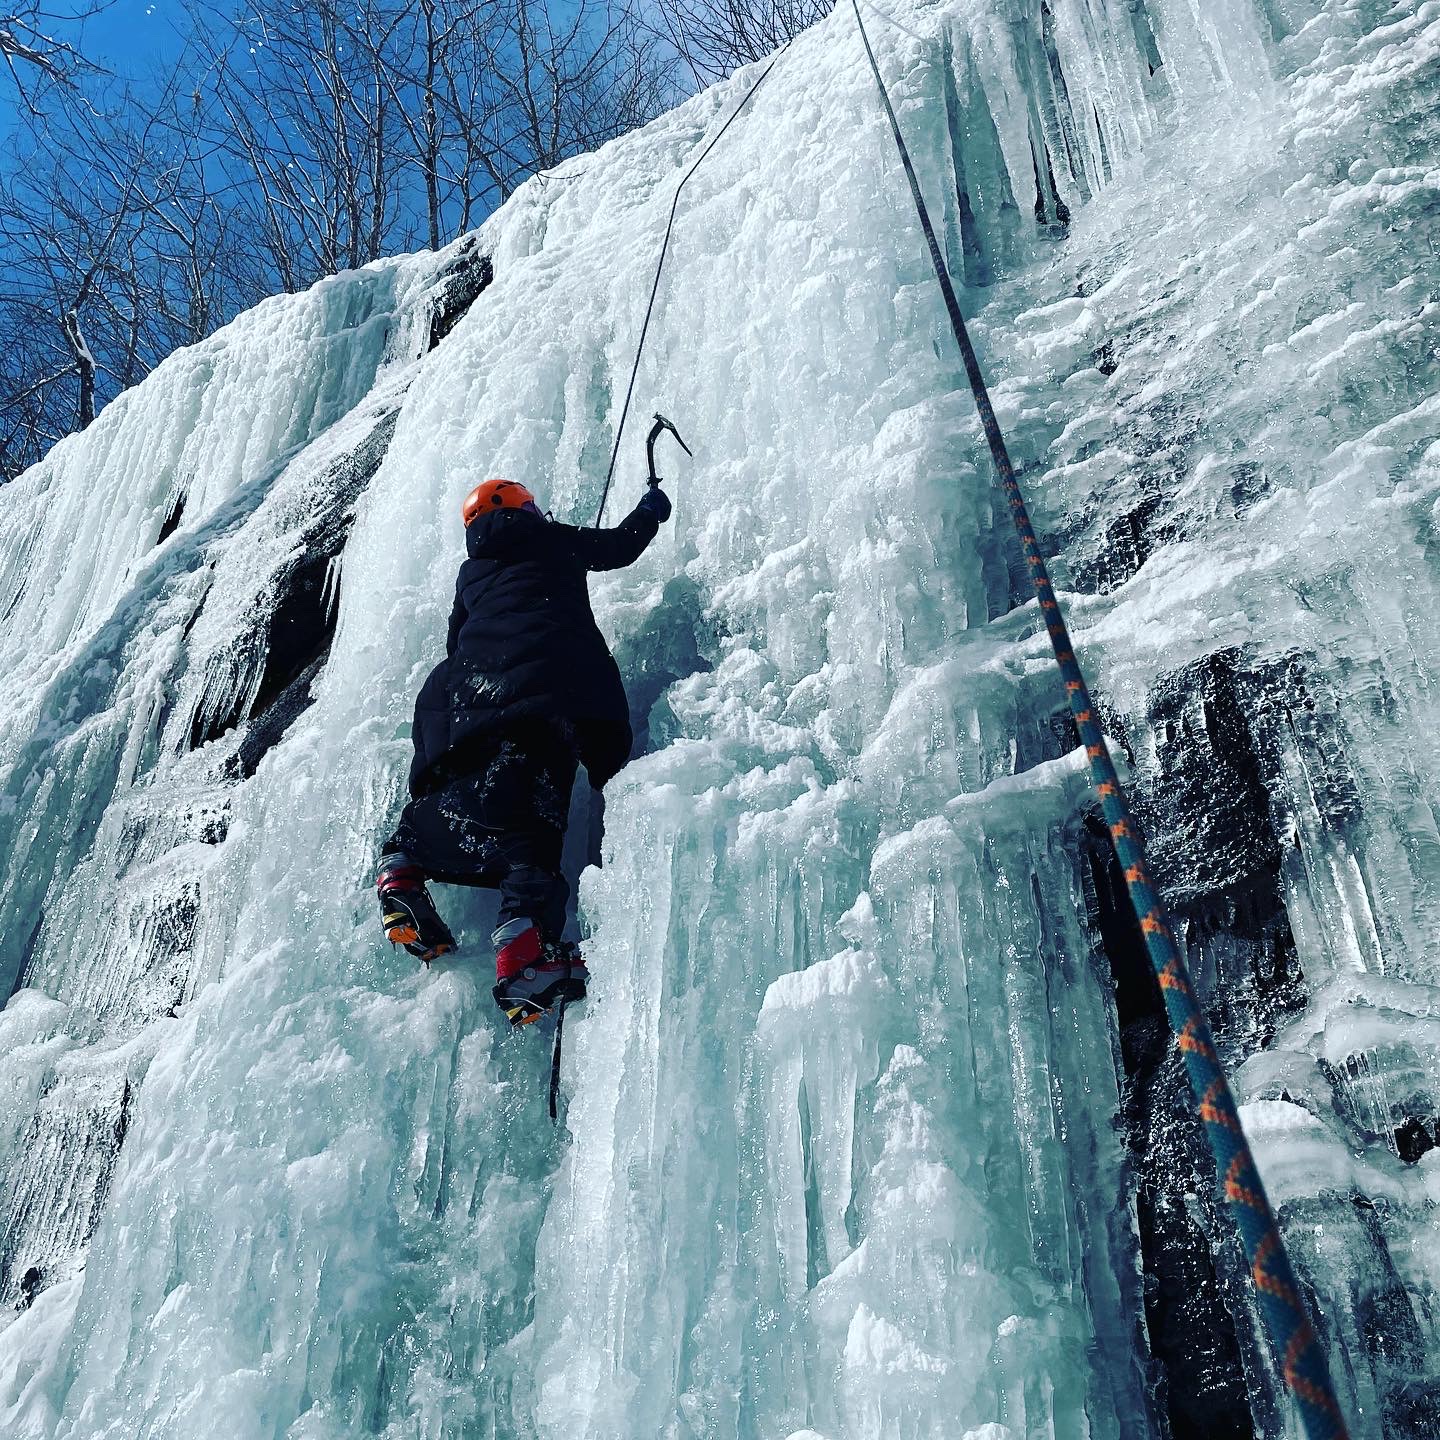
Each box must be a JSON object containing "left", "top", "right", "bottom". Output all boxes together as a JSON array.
[
  {"left": 1, "top": 0, "right": 109, "bottom": 110},
  {"left": 1, "top": 0, "right": 678, "bottom": 477},
  {"left": 654, "top": 0, "right": 827, "bottom": 84}
]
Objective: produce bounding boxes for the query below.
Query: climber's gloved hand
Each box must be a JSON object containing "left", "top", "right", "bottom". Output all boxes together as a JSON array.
[{"left": 637, "top": 485, "right": 672, "bottom": 524}]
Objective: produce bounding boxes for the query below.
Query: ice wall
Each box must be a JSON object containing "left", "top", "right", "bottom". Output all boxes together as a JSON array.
[{"left": 1, "top": 0, "right": 1438, "bottom": 1437}]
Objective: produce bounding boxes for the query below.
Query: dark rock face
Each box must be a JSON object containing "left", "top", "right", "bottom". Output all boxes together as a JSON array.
[
  {"left": 1081, "top": 818, "right": 1258, "bottom": 1440},
  {"left": 1053, "top": 611, "right": 1439, "bottom": 1438},
  {"left": 426, "top": 243, "right": 494, "bottom": 352},
  {"left": 189, "top": 407, "right": 400, "bottom": 763}
]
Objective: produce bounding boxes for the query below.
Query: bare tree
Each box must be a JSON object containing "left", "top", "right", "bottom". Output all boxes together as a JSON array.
[
  {"left": 0, "top": 109, "right": 152, "bottom": 443},
  {"left": 654, "top": 0, "right": 828, "bottom": 83},
  {"left": 0, "top": 312, "right": 71, "bottom": 478},
  {"left": 0, "top": 0, "right": 108, "bottom": 109},
  {"left": 372, "top": 0, "right": 676, "bottom": 240},
  {"left": 1, "top": 0, "right": 678, "bottom": 477},
  {"left": 482, "top": 0, "right": 675, "bottom": 195},
  {"left": 375, "top": 0, "right": 482, "bottom": 250},
  {"left": 181, "top": 0, "right": 420, "bottom": 287},
  {"left": 0, "top": 65, "right": 264, "bottom": 475}
]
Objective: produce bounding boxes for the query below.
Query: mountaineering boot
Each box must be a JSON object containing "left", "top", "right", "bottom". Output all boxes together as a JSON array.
[
  {"left": 492, "top": 919, "right": 588, "bottom": 1026},
  {"left": 377, "top": 856, "right": 456, "bottom": 963}
]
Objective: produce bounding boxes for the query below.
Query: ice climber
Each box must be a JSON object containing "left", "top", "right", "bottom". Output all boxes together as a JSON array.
[{"left": 375, "top": 474, "right": 670, "bottom": 1025}]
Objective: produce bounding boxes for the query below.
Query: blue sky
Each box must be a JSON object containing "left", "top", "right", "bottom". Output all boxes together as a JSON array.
[
  {"left": 1, "top": 1, "right": 182, "bottom": 170},
  {"left": 65, "top": 0, "right": 182, "bottom": 73}
]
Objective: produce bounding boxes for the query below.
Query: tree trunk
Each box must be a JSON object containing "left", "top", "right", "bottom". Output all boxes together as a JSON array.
[
  {"left": 60, "top": 308, "right": 96, "bottom": 430},
  {"left": 424, "top": 0, "right": 440, "bottom": 251}
]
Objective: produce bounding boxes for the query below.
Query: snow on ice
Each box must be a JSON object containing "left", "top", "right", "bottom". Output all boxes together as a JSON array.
[{"left": 0, "top": 0, "right": 1438, "bottom": 1436}]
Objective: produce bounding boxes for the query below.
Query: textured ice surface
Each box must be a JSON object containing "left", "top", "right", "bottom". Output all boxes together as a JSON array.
[{"left": 1, "top": 0, "right": 1438, "bottom": 1436}]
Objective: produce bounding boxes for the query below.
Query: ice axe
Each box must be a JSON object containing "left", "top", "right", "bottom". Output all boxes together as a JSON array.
[{"left": 646, "top": 413, "right": 692, "bottom": 488}]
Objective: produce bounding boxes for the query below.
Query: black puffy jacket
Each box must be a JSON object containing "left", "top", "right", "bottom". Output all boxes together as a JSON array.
[{"left": 407, "top": 500, "right": 660, "bottom": 797}]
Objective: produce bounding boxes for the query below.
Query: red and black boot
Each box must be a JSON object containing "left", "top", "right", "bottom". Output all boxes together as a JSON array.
[
  {"left": 492, "top": 919, "right": 588, "bottom": 1026},
  {"left": 377, "top": 856, "right": 457, "bottom": 963}
]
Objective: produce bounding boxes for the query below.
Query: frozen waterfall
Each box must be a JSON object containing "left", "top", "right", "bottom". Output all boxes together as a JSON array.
[{"left": 1, "top": 0, "right": 1438, "bottom": 1436}]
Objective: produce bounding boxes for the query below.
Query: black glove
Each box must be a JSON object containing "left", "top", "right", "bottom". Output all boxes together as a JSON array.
[{"left": 637, "top": 486, "right": 672, "bottom": 524}]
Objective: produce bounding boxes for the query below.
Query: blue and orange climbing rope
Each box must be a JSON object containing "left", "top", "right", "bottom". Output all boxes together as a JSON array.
[
  {"left": 847, "top": 3, "right": 1349, "bottom": 1435},
  {"left": 581, "top": 11, "right": 1349, "bottom": 1428}
]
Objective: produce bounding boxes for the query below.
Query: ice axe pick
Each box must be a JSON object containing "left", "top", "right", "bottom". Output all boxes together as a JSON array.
[{"left": 646, "top": 413, "right": 693, "bottom": 488}]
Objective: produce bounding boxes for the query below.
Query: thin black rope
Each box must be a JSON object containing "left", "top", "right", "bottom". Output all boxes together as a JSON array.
[
  {"left": 592, "top": 50, "right": 786, "bottom": 527},
  {"left": 547, "top": 945, "right": 575, "bottom": 1124},
  {"left": 565, "top": 58, "right": 786, "bottom": 1122},
  {"left": 848, "top": 4, "right": 1348, "bottom": 1435},
  {"left": 548, "top": 999, "right": 566, "bottom": 1122}
]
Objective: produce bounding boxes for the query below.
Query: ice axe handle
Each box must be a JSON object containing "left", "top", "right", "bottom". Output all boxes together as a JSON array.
[{"left": 646, "top": 413, "right": 693, "bottom": 487}]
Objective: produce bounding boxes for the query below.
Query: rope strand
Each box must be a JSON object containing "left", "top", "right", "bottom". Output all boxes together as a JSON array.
[
  {"left": 593, "top": 50, "right": 787, "bottom": 527},
  {"left": 848, "top": 3, "right": 1349, "bottom": 1434},
  {"left": 549, "top": 999, "right": 566, "bottom": 1122}
]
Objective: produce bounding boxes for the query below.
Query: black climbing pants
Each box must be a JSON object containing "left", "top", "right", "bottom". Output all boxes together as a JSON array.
[{"left": 382, "top": 731, "right": 578, "bottom": 938}]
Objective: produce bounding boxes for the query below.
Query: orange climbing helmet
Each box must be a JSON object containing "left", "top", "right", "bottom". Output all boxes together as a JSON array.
[{"left": 462, "top": 478, "right": 537, "bottom": 527}]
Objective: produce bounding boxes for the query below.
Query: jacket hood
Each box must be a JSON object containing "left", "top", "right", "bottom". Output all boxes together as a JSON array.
[{"left": 465, "top": 505, "right": 547, "bottom": 560}]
